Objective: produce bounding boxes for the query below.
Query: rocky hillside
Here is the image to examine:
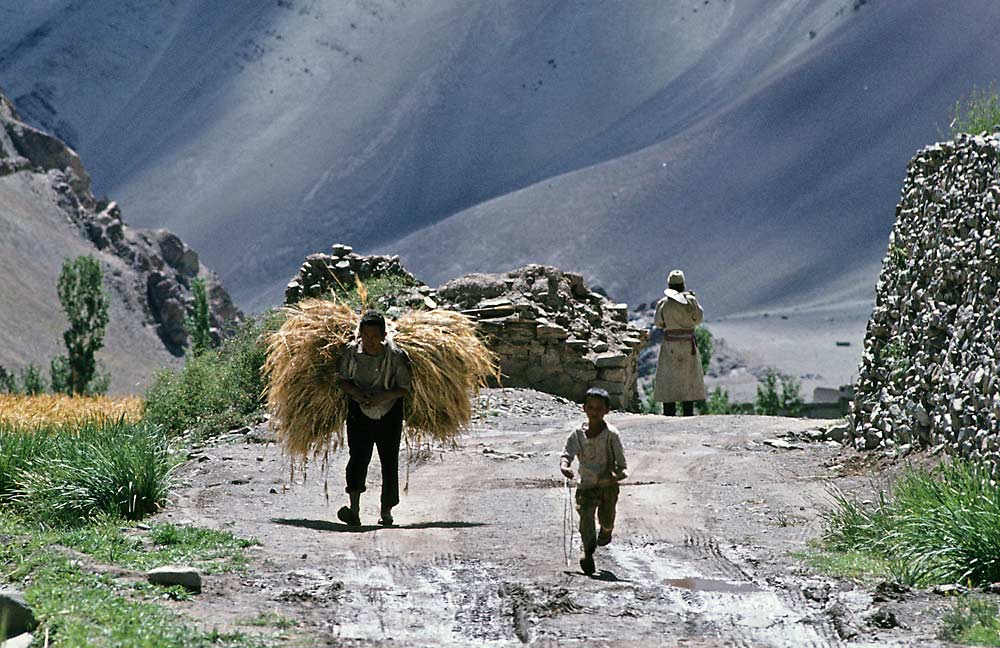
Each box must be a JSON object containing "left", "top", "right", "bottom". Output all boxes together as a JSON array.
[
  {"left": 4, "top": 1, "right": 1000, "bottom": 318},
  {"left": 0, "top": 87, "right": 241, "bottom": 392},
  {"left": 850, "top": 131, "right": 1000, "bottom": 458}
]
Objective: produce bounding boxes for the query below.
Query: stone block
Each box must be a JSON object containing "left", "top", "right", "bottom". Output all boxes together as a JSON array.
[
  {"left": 595, "top": 353, "right": 628, "bottom": 369},
  {"left": 599, "top": 368, "right": 627, "bottom": 382},
  {"left": 536, "top": 323, "right": 569, "bottom": 340},
  {"left": 147, "top": 566, "right": 203, "bottom": 593}
]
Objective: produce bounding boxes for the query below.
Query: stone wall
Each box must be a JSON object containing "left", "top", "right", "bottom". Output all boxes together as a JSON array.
[
  {"left": 432, "top": 266, "right": 646, "bottom": 410},
  {"left": 850, "top": 132, "right": 1000, "bottom": 457},
  {"left": 285, "top": 247, "right": 648, "bottom": 410}
]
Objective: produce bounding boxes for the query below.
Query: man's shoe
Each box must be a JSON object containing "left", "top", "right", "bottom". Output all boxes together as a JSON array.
[
  {"left": 597, "top": 527, "right": 613, "bottom": 546},
  {"left": 580, "top": 553, "right": 596, "bottom": 575},
  {"left": 378, "top": 511, "right": 394, "bottom": 526},
  {"left": 337, "top": 506, "right": 361, "bottom": 527}
]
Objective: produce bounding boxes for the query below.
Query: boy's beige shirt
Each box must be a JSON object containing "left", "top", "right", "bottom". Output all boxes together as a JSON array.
[{"left": 560, "top": 422, "right": 627, "bottom": 488}]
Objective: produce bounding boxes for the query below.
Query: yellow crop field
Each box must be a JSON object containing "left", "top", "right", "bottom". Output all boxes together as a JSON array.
[{"left": 0, "top": 395, "right": 145, "bottom": 429}]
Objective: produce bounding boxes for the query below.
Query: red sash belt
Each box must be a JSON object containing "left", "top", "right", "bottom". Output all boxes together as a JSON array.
[{"left": 664, "top": 329, "right": 697, "bottom": 355}]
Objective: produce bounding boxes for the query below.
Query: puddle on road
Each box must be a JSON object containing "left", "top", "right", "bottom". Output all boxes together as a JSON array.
[{"left": 663, "top": 577, "right": 760, "bottom": 594}]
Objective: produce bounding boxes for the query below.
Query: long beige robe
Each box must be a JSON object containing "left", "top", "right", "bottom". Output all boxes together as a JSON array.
[{"left": 653, "top": 290, "right": 707, "bottom": 402}]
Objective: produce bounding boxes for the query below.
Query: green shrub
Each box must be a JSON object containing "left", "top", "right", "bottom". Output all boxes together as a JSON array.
[
  {"left": 754, "top": 369, "right": 803, "bottom": 416},
  {"left": 332, "top": 274, "right": 420, "bottom": 311},
  {"left": 1, "top": 419, "right": 174, "bottom": 525},
  {"left": 695, "top": 326, "right": 713, "bottom": 373},
  {"left": 0, "top": 365, "right": 16, "bottom": 393},
  {"left": 50, "top": 355, "right": 71, "bottom": 394},
  {"left": 824, "top": 461, "right": 1000, "bottom": 587},
  {"left": 144, "top": 313, "right": 277, "bottom": 437},
  {"left": 950, "top": 82, "right": 1000, "bottom": 136},
  {"left": 641, "top": 380, "right": 661, "bottom": 414},
  {"left": 186, "top": 277, "right": 213, "bottom": 355},
  {"left": 19, "top": 363, "right": 46, "bottom": 395},
  {"left": 703, "top": 387, "right": 734, "bottom": 414}
]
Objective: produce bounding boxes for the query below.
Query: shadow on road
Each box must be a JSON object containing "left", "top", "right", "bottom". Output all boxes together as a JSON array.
[
  {"left": 562, "top": 568, "right": 631, "bottom": 582},
  {"left": 271, "top": 518, "right": 489, "bottom": 533}
]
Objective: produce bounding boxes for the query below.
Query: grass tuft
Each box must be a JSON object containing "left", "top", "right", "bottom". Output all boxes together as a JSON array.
[
  {"left": 823, "top": 460, "right": 1000, "bottom": 587},
  {"left": 0, "top": 419, "right": 175, "bottom": 524}
]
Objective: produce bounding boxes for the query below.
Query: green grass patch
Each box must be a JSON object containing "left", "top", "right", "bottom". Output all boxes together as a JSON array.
[
  {"left": 331, "top": 273, "right": 420, "bottom": 312},
  {"left": 950, "top": 82, "right": 1000, "bottom": 137},
  {"left": 0, "top": 419, "right": 175, "bottom": 525},
  {"left": 144, "top": 315, "right": 277, "bottom": 438},
  {"left": 822, "top": 460, "right": 1000, "bottom": 587},
  {"left": 55, "top": 521, "right": 259, "bottom": 574},
  {"left": 796, "top": 546, "right": 893, "bottom": 583},
  {"left": 0, "top": 521, "right": 271, "bottom": 647},
  {"left": 939, "top": 596, "right": 1000, "bottom": 646}
]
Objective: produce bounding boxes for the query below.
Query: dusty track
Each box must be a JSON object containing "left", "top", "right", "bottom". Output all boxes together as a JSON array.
[{"left": 158, "top": 390, "right": 957, "bottom": 646}]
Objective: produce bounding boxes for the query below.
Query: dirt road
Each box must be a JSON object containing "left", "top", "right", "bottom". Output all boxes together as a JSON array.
[{"left": 160, "top": 390, "right": 955, "bottom": 646}]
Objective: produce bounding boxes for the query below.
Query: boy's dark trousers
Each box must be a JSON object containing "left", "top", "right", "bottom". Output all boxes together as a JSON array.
[
  {"left": 345, "top": 399, "right": 403, "bottom": 509},
  {"left": 575, "top": 483, "right": 620, "bottom": 554}
]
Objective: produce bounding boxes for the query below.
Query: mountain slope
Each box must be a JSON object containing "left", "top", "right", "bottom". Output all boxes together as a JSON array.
[
  {"left": 1, "top": 1, "right": 998, "bottom": 316},
  {"left": 0, "top": 89, "right": 241, "bottom": 393}
]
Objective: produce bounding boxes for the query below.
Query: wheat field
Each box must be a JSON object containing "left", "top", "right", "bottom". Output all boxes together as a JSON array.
[{"left": 0, "top": 394, "right": 145, "bottom": 430}]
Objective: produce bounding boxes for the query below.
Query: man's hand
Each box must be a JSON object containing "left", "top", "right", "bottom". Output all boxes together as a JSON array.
[
  {"left": 560, "top": 465, "right": 574, "bottom": 480},
  {"left": 614, "top": 470, "right": 628, "bottom": 482}
]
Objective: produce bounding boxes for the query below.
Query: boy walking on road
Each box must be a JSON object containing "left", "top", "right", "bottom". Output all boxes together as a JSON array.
[{"left": 560, "top": 387, "right": 628, "bottom": 575}]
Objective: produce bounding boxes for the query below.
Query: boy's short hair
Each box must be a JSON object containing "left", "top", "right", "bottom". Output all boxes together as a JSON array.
[
  {"left": 584, "top": 387, "right": 611, "bottom": 408},
  {"left": 359, "top": 310, "right": 387, "bottom": 335}
]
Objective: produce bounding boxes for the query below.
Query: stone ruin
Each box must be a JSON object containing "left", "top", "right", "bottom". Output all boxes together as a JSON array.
[
  {"left": 284, "top": 245, "right": 648, "bottom": 410},
  {"left": 850, "top": 132, "right": 1000, "bottom": 458}
]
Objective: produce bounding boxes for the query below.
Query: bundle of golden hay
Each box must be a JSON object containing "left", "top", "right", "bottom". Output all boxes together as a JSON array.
[
  {"left": 264, "top": 299, "right": 497, "bottom": 465},
  {"left": 264, "top": 299, "right": 357, "bottom": 462},
  {"left": 0, "top": 394, "right": 144, "bottom": 430}
]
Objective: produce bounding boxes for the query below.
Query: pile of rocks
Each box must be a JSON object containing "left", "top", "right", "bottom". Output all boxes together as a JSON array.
[
  {"left": 436, "top": 265, "right": 647, "bottom": 411},
  {"left": 284, "top": 244, "right": 430, "bottom": 310},
  {"left": 850, "top": 132, "right": 1000, "bottom": 458}
]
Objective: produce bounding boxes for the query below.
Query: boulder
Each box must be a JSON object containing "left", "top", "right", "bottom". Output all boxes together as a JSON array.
[
  {"left": 147, "top": 566, "right": 202, "bottom": 593},
  {"left": 0, "top": 589, "right": 37, "bottom": 638}
]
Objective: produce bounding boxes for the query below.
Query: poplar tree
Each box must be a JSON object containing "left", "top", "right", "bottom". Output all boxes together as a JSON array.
[{"left": 57, "top": 255, "right": 110, "bottom": 394}]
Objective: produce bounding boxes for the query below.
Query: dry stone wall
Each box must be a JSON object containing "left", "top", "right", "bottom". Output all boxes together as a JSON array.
[
  {"left": 285, "top": 247, "right": 647, "bottom": 410},
  {"left": 850, "top": 132, "right": 1000, "bottom": 457},
  {"left": 437, "top": 266, "right": 648, "bottom": 411}
]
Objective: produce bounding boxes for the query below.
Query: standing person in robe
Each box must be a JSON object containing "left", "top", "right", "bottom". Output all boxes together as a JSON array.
[{"left": 653, "top": 269, "right": 706, "bottom": 416}]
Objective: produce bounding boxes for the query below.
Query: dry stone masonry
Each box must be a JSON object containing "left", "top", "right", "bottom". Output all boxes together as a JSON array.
[
  {"left": 285, "top": 247, "right": 647, "bottom": 410},
  {"left": 850, "top": 132, "right": 1000, "bottom": 457},
  {"left": 437, "top": 266, "right": 647, "bottom": 411}
]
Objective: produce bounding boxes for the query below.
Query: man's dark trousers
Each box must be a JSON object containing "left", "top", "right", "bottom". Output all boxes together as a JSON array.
[{"left": 345, "top": 399, "right": 403, "bottom": 509}]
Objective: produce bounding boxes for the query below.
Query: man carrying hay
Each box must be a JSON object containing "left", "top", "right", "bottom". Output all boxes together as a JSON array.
[{"left": 336, "top": 310, "right": 412, "bottom": 527}]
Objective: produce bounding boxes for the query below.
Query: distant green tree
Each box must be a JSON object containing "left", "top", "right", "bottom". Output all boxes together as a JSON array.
[
  {"left": 703, "top": 387, "right": 735, "bottom": 414},
  {"left": 0, "top": 366, "right": 17, "bottom": 394},
  {"left": 186, "top": 277, "right": 213, "bottom": 355},
  {"left": 50, "top": 355, "right": 71, "bottom": 394},
  {"left": 695, "top": 326, "right": 713, "bottom": 374},
  {"left": 20, "top": 363, "right": 46, "bottom": 395},
  {"left": 950, "top": 82, "right": 1000, "bottom": 136},
  {"left": 754, "top": 369, "right": 803, "bottom": 416},
  {"left": 57, "top": 256, "right": 110, "bottom": 394},
  {"left": 641, "top": 379, "right": 661, "bottom": 414}
]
